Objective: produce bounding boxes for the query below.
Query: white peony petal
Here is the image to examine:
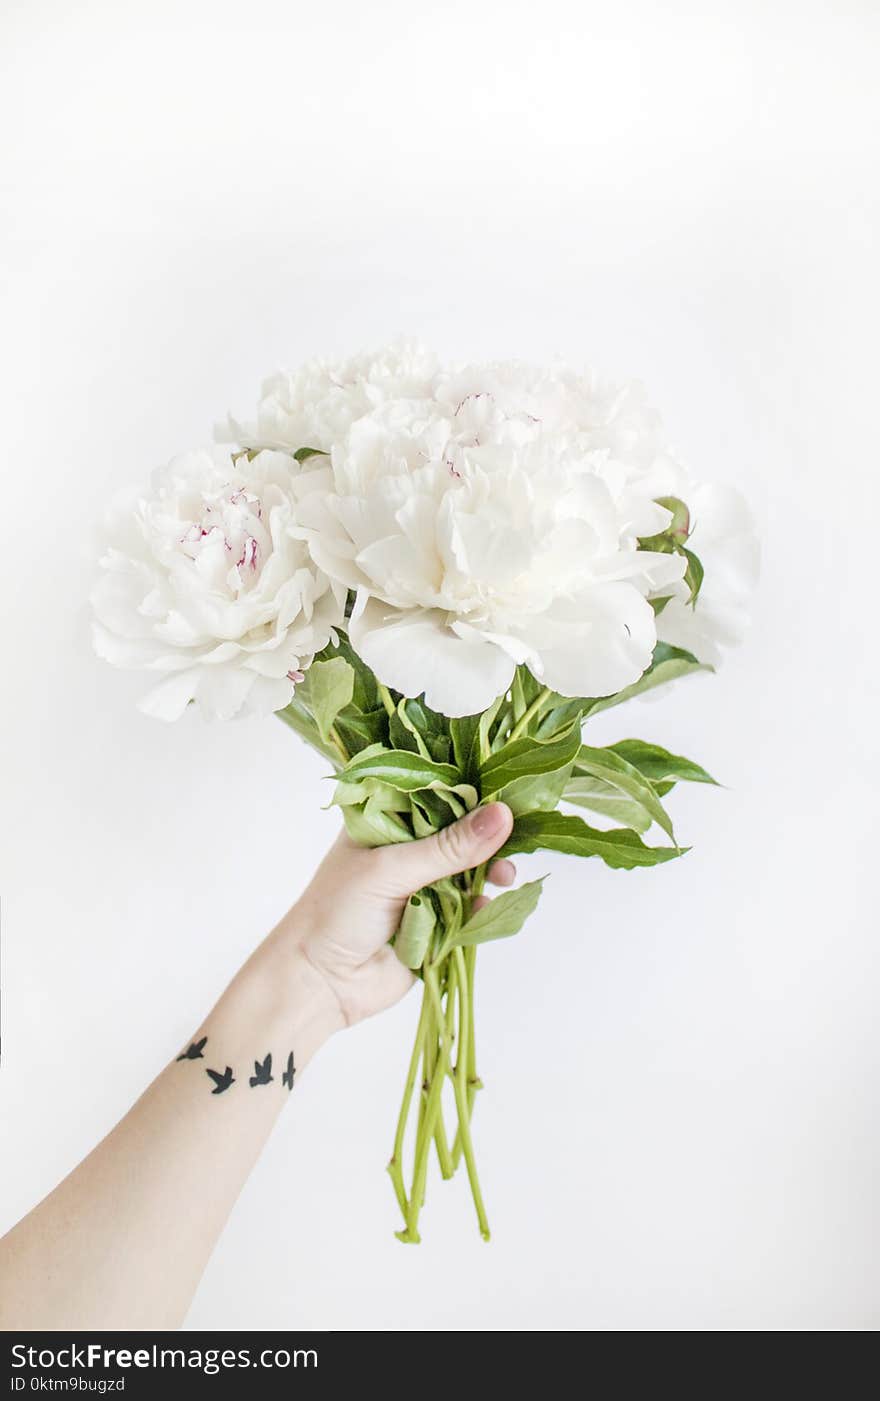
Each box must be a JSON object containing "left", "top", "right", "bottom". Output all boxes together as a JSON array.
[
  {"left": 194, "top": 667, "right": 257, "bottom": 721},
  {"left": 241, "top": 675, "right": 298, "bottom": 717},
  {"left": 450, "top": 619, "right": 540, "bottom": 669},
  {"left": 138, "top": 669, "right": 203, "bottom": 721},
  {"left": 517, "top": 584, "right": 657, "bottom": 698},
  {"left": 349, "top": 599, "right": 516, "bottom": 717},
  {"left": 593, "top": 547, "right": 687, "bottom": 592}
]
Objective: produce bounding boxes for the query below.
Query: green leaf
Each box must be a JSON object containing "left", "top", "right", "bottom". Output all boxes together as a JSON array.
[
  {"left": 499, "top": 763, "right": 575, "bottom": 817},
  {"left": 365, "top": 786, "right": 413, "bottom": 817},
  {"left": 654, "top": 495, "right": 691, "bottom": 540},
  {"left": 574, "top": 744, "right": 677, "bottom": 844},
  {"left": 480, "top": 720, "right": 582, "bottom": 794},
  {"left": 450, "top": 877, "right": 546, "bottom": 950},
  {"left": 293, "top": 446, "right": 328, "bottom": 462},
  {"left": 333, "top": 708, "right": 388, "bottom": 756},
  {"left": 498, "top": 812, "right": 686, "bottom": 870},
  {"left": 308, "top": 658, "right": 355, "bottom": 743},
  {"left": 510, "top": 669, "right": 528, "bottom": 722},
  {"left": 388, "top": 703, "right": 424, "bottom": 756},
  {"left": 317, "top": 632, "right": 379, "bottom": 712},
  {"left": 408, "top": 795, "right": 438, "bottom": 838},
  {"left": 431, "top": 877, "right": 464, "bottom": 939},
  {"left": 562, "top": 775, "right": 653, "bottom": 833},
  {"left": 638, "top": 498, "right": 703, "bottom": 606},
  {"left": 648, "top": 640, "right": 700, "bottom": 666},
  {"left": 534, "top": 696, "right": 588, "bottom": 741},
  {"left": 427, "top": 733, "right": 453, "bottom": 765},
  {"left": 339, "top": 748, "right": 462, "bottom": 793},
  {"left": 608, "top": 739, "right": 718, "bottom": 787},
  {"left": 332, "top": 775, "right": 411, "bottom": 813},
  {"left": 438, "top": 784, "right": 479, "bottom": 815},
  {"left": 449, "top": 714, "right": 481, "bottom": 781},
  {"left": 395, "top": 893, "right": 436, "bottom": 969},
  {"left": 517, "top": 666, "right": 545, "bottom": 707},
  {"left": 341, "top": 803, "right": 413, "bottom": 847},
  {"left": 681, "top": 546, "right": 704, "bottom": 605},
  {"left": 477, "top": 693, "right": 506, "bottom": 762},
  {"left": 584, "top": 643, "right": 711, "bottom": 716},
  {"left": 410, "top": 784, "right": 478, "bottom": 828},
  {"left": 275, "top": 701, "right": 342, "bottom": 765},
  {"left": 407, "top": 696, "right": 448, "bottom": 741},
  {"left": 389, "top": 697, "right": 451, "bottom": 763}
]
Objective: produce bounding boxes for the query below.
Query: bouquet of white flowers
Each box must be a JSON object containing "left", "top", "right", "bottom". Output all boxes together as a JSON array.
[{"left": 92, "top": 344, "right": 757, "bottom": 1242}]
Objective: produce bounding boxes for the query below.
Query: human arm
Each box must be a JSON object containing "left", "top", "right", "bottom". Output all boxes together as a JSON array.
[{"left": 0, "top": 802, "right": 514, "bottom": 1330}]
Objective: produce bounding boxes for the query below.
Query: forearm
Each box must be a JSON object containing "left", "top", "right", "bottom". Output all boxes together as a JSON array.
[
  {"left": 0, "top": 926, "right": 342, "bottom": 1331},
  {"left": 0, "top": 811, "right": 511, "bottom": 1329}
]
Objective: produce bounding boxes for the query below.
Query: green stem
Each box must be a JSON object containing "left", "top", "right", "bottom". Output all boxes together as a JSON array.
[
  {"left": 470, "top": 864, "right": 487, "bottom": 902},
  {"left": 434, "top": 864, "right": 486, "bottom": 964},
  {"left": 377, "top": 683, "right": 396, "bottom": 718},
  {"left": 328, "top": 724, "right": 350, "bottom": 763},
  {"left": 387, "top": 986, "right": 429, "bottom": 1218},
  {"left": 511, "top": 669, "right": 527, "bottom": 722},
  {"left": 439, "top": 868, "right": 483, "bottom": 1163},
  {"left": 424, "top": 976, "right": 454, "bottom": 1178},
  {"left": 400, "top": 962, "right": 456, "bottom": 1243},
  {"left": 452, "top": 947, "right": 490, "bottom": 1241},
  {"left": 421, "top": 1026, "right": 435, "bottom": 1204},
  {"left": 451, "top": 944, "right": 481, "bottom": 1169},
  {"left": 507, "top": 686, "right": 553, "bottom": 744},
  {"left": 491, "top": 702, "right": 514, "bottom": 748},
  {"left": 433, "top": 1100, "right": 454, "bottom": 1179},
  {"left": 425, "top": 957, "right": 453, "bottom": 1064},
  {"left": 416, "top": 1000, "right": 431, "bottom": 1142},
  {"left": 465, "top": 945, "right": 479, "bottom": 1102},
  {"left": 433, "top": 966, "right": 458, "bottom": 1179},
  {"left": 391, "top": 875, "right": 489, "bottom": 1240}
]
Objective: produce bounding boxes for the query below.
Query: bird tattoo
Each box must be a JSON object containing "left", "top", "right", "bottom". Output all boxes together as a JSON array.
[
  {"left": 249, "top": 1054, "right": 273, "bottom": 1088},
  {"left": 206, "top": 1065, "right": 235, "bottom": 1095},
  {"left": 282, "top": 1051, "right": 296, "bottom": 1091},
  {"left": 176, "top": 1036, "right": 207, "bottom": 1061}
]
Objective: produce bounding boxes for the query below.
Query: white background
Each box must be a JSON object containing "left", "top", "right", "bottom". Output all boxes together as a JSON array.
[{"left": 1, "top": 0, "right": 878, "bottom": 1332}]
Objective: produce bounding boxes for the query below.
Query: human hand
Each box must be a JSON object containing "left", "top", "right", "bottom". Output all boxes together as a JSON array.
[{"left": 276, "top": 802, "right": 516, "bottom": 1028}]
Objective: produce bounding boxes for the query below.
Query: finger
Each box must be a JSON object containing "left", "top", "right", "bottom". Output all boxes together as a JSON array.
[
  {"left": 486, "top": 858, "right": 516, "bottom": 887},
  {"left": 471, "top": 894, "right": 490, "bottom": 913},
  {"left": 368, "top": 802, "right": 514, "bottom": 899}
]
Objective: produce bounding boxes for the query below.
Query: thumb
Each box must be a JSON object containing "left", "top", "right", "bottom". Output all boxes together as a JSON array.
[{"left": 374, "top": 802, "right": 514, "bottom": 898}]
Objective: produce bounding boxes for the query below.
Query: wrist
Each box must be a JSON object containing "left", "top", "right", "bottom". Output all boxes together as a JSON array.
[{"left": 236, "top": 933, "right": 346, "bottom": 1070}]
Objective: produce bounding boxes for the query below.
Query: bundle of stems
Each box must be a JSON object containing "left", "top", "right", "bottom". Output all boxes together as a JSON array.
[{"left": 388, "top": 879, "right": 488, "bottom": 1242}]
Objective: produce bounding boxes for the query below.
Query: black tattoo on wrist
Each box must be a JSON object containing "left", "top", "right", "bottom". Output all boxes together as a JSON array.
[
  {"left": 206, "top": 1065, "right": 235, "bottom": 1094},
  {"left": 249, "top": 1053, "right": 273, "bottom": 1087},
  {"left": 176, "top": 1037, "right": 297, "bottom": 1095}
]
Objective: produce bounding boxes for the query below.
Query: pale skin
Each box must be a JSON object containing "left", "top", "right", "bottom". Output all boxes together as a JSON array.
[{"left": 0, "top": 802, "right": 515, "bottom": 1331}]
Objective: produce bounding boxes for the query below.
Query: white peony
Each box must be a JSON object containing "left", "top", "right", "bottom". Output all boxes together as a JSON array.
[
  {"left": 430, "top": 362, "right": 760, "bottom": 673},
  {"left": 211, "top": 346, "right": 758, "bottom": 716},
  {"left": 218, "top": 342, "right": 440, "bottom": 456},
  {"left": 288, "top": 374, "right": 689, "bottom": 716},
  {"left": 92, "top": 448, "right": 345, "bottom": 720}
]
